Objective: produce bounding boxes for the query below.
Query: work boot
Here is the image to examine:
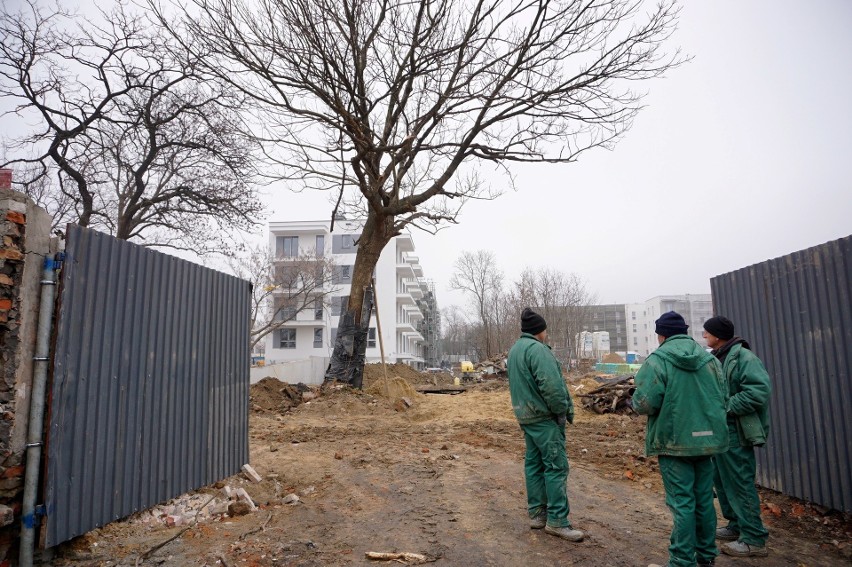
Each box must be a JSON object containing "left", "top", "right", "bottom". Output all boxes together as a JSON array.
[
  {"left": 715, "top": 526, "right": 740, "bottom": 541},
  {"left": 544, "top": 524, "right": 584, "bottom": 542},
  {"left": 529, "top": 511, "right": 547, "bottom": 529},
  {"left": 721, "top": 540, "right": 768, "bottom": 557}
]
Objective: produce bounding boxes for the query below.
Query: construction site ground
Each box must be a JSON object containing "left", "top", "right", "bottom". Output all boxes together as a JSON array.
[{"left": 51, "top": 364, "right": 850, "bottom": 567}]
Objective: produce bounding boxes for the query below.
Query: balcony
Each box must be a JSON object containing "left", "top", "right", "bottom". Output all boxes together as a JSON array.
[
  {"left": 396, "top": 319, "right": 418, "bottom": 333},
  {"left": 396, "top": 234, "right": 415, "bottom": 253},
  {"left": 396, "top": 261, "right": 416, "bottom": 278},
  {"left": 396, "top": 290, "right": 415, "bottom": 305},
  {"left": 405, "top": 280, "right": 424, "bottom": 299}
]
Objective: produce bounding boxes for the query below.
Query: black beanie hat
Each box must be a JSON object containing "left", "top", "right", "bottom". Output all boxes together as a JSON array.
[
  {"left": 521, "top": 308, "right": 547, "bottom": 335},
  {"left": 655, "top": 311, "right": 689, "bottom": 338},
  {"left": 703, "top": 316, "right": 735, "bottom": 341}
]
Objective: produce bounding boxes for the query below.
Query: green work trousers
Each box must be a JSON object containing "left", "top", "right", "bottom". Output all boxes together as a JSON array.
[
  {"left": 658, "top": 455, "right": 718, "bottom": 567},
  {"left": 522, "top": 420, "right": 570, "bottom": 528},
  {"left": 713, "top": 430, "right": 769, "bottom": 546}
]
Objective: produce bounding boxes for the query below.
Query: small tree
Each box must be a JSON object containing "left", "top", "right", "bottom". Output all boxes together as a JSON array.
[
  {"left": 228, "top": 244, "right": 339, "bottom": 351},
  {"left": 449, "top": 250, "right": 504, "bottom": 357},
  {"left": 156, "top": 0, "right": 683, "bottom": 385},
  {"left": 0, "top": 1, "right": 263, "bottom": 252}
]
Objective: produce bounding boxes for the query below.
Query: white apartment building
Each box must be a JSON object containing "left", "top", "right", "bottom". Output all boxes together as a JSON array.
[
  {"left": 626, "top": 294, "right": 714, "bottom": 356},
  {"left": 264, "top": 219, "right": 429, "bottom": 369}
]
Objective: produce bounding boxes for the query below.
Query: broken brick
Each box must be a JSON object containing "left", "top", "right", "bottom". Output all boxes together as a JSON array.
[{"left": 5, "top": 212, "right": 25, "bottom": 225}]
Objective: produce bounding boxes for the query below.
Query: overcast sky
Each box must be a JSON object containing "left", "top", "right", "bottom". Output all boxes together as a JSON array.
[
  {"left": 258, "top": 1, "right": 852, "bottom": 310},
  {"left": 4, "top": 1, "right": 851, "bottom": 311}
]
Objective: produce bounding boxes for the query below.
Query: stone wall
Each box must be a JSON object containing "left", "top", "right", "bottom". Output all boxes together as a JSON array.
[{"left": 0, "top": 170, "right": 53, "bottom": 563}]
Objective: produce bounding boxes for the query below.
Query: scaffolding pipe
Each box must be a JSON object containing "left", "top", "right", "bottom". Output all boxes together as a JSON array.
[{"left": 20, "top": 254, "right": 60, "bottom": 567}]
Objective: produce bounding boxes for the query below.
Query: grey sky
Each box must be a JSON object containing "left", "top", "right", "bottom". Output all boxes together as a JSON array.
[{"left": 3, "top": 1, "right": 851, "bottom": 311}]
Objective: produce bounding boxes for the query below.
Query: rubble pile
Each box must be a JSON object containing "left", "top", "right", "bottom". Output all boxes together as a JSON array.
[
  {"left": 578, "top": 375, "right": 636, "bottom": 414},
  {"left": 250, "top": 378, "right": 314, "bottom": 413},
  {"left": 474, "top": 352, "right": 508, "bottom": 377}
]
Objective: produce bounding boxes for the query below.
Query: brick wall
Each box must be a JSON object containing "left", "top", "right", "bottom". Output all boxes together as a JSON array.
[{"left": 0, "top": 170, "right": 53, "bottom": 563}]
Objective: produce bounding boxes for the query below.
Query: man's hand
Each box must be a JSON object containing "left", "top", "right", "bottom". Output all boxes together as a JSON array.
[{"left": 554, "top": 414, "right": 567, "bottom": 427}]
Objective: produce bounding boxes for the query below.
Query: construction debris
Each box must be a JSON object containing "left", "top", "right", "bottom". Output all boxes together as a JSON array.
[
  {"left": 578, "top": 375, "right": 636, "bottom": 414},
  {"left": 365, "top": 551, "right": 432, "bottom": 563},
  {"left": 474, "top": 352, "right": 508, "bottom": 377},
  {"left": 241, "top": 464, "right": 263, "bottom": 483}
]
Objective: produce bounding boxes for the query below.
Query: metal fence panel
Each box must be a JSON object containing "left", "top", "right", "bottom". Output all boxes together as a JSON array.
[
  {"left": 710, "top": 235, "right": 852, "bottom": 512},
  {"left": 43, "top": 226, "right": 250, "bottom": 547}
]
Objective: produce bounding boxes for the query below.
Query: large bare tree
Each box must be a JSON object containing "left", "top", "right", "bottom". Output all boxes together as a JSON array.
[
  {"left": 155, "top": 0, "right": 683, "bottom": 384},
  {"left": 0, "top": 1, "right": 263, "bottom": 252}
]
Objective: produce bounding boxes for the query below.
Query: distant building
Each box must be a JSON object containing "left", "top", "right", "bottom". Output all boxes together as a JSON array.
[
  {"left": 264, "top": 219, "right": 437, "bottom": 370},
  {"left": 582, "top": 294, "right": 712, "bottom": 358},
  {"left": 626, "top": 294, "right": 713, "bottom": 356},
  {"left": 584, "top": 304, "right": 628, "bottom": 352}
]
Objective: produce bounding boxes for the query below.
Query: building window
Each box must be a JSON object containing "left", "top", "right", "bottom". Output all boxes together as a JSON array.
[
  {"left": 342, "top": 235, "right": 354, "bottom": 249},
  {"left": 333, "top": 265, "right": 353, "bottom": 284},
  {"left": 367, "top": 328, "right": 376, "bottom": 348},
  {"left": 632, "top": 324, "right": 637, "bottom": 332},
  {"left": 277, "top": 236, "right": 298, "bottom": 257},
  {"left": 276, "top": 301, "right": 297, "bottom": 321},
  {"left": 279, "top": 328, "right": 296, "bottom": 349},
  {"left": 631, "top": 311, "right": 636, "bottom": 320},
  {"left": 313, "top": 328, "right": 323, "bottom": 348},
  {"left": 633, "top": 337, "right": 638, "bottom": 346},
  {"left": 316, "top": 234, "right": 325, "bottom": 257},
  {"left": 314, "top": 303, "right": 323, "bottom": 320}
]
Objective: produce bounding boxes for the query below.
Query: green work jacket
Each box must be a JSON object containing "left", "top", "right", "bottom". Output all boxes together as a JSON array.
[
  {"left": 633, "top": 335, "right": 728, "bottom": 457},
  {"left": 721, "top": 342, "right": 772, "bottom": 447},
  {"left": 507, "top": 333, "right": 573, "bottom": 425}
]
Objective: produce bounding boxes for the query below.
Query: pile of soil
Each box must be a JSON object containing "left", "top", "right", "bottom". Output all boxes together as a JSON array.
[
  {"left": 603, "top": 352, "right": 626, "bottom": 363},
  {"left": 365, "top": 376, "right": 423, "bottom": 401},
  {"left": 362, "top": 362, "right": 453, "bottom": 387},
  {"left": 249, "top": 377, "right": 307, "bottom": 413}
]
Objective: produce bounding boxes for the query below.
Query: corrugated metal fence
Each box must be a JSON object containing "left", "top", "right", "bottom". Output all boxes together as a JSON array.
[
  {"left": 42, "top": 225, "right": 250, "bottom": 547},
  {"left": 710, "top": 235, "right": 851, "bottom": 512}
]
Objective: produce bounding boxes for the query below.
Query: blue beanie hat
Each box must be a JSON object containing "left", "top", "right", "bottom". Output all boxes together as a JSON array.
[{"left": 655, "top": 311, "right": 689, "bottom": 338}]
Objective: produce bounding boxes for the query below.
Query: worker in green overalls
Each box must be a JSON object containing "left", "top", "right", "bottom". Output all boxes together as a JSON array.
[
  {"left": 635, "top": 311, "right": 729, "bottom": 567},
  {"left": 507, "top": 308, "right": 583, "bottom": 543},
  {"left": 703, "top": 316, "right": 771, "bottom": 559}
]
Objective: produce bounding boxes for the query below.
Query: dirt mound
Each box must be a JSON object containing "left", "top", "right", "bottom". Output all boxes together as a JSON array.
[
  {"left": 363, "top": 362, "right": 431, "bottom": 386},
  {"left": 249, "top": 377, "right": 306, "bottom": 413},
  {"left": 603, "top": 353, "right": 626, "bottom": 363},
  {"left": 365, "top": 375, "right": 423, "bottom": 401}
]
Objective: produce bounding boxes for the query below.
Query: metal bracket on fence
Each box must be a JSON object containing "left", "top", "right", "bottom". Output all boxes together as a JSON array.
[
  {"left": 32, "top": 357, "right": 49, "bottom": 362},
  {"left": 25, "top": 442, "right": 42, "bottom": 448}
]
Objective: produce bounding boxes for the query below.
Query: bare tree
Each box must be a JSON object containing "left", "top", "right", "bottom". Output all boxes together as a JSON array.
[
  {"left": 440, "top": 306, "right": 476, "bottom": 363},
  {"left": 0, "top": 1, "right": 263, "bottom": 252},
  {"left": 228, "top": 244, "right": 339, "bottom": 351},
  {"left": 449, "top": 250, "right": 504, "bottom": 357},
  {"left": 155, "top": 0, "right": 683, "bottom": 384},
  {"left": 512, "top": 267, "right": 596, "bottom": 366}
]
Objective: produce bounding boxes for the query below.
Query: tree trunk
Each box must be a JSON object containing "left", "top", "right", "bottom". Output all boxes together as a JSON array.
[{"left": 324, "top": 212, "right": 395, "bottom": 388}]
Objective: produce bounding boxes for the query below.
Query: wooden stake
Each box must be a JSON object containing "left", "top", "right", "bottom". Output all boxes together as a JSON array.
[{"left": 371, "top": 280, "right": 389, "bottom": 398}]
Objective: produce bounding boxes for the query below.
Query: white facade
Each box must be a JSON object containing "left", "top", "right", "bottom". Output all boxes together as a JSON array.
[
  {"left": 626, "top": 294, "right": 714, "bottom": 356},
  {"left": 591, "top": 331, "right": 611, "bottom": 358},
  {"left": 577, "top": 331, "right": 594, "bottom": 358},
  {"left": 264, "top": 219, "right": 428, "bottom": 369}
]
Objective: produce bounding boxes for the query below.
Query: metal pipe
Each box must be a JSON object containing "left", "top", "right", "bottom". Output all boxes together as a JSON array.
[{"left": 20, "top": 254, "right": 60, "bottom": 567}]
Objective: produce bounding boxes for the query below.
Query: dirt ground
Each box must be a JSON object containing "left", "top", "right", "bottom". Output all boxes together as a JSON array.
[{"left": 49, "top": 366, "right": 850, "bottom": 567}]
